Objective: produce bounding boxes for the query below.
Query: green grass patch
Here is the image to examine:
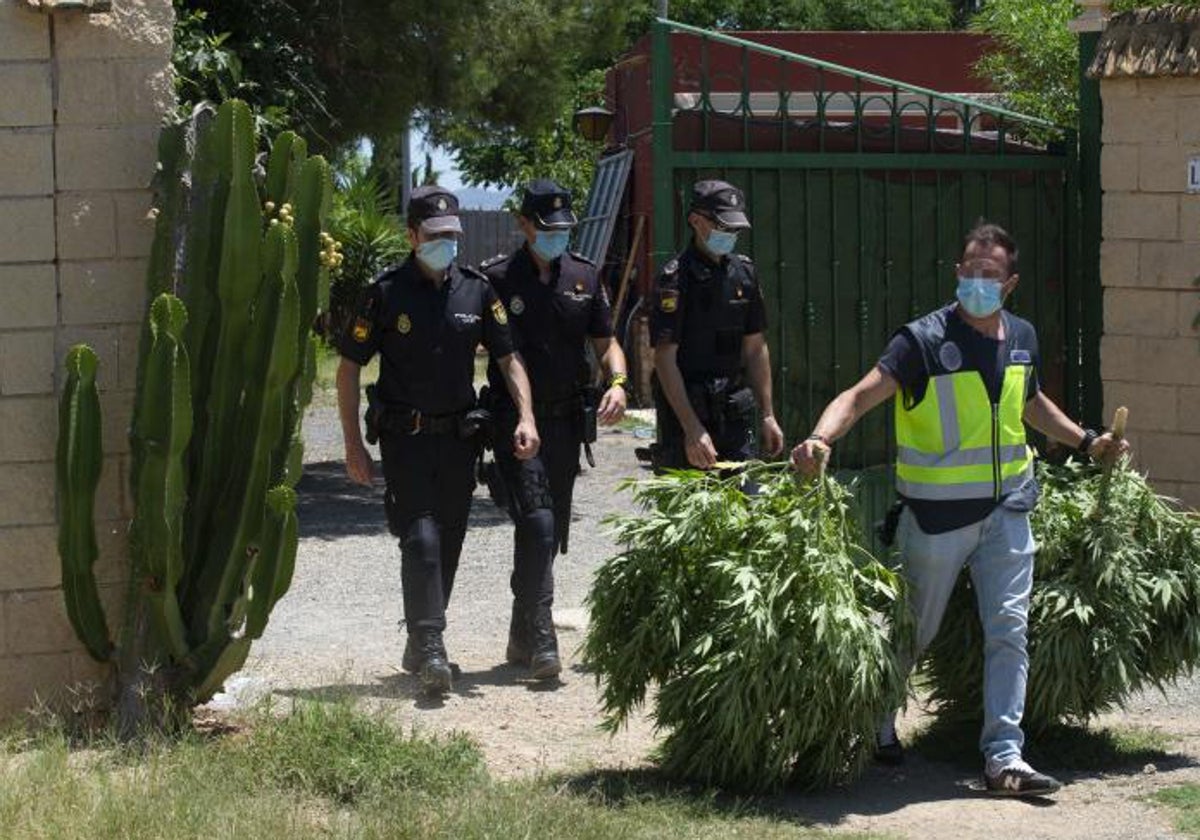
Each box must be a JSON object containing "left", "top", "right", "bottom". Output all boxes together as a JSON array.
[
  {"left": 1153, "top": 784, "right": 1200, "bottom": 838},
  {"left": 908, "top": 714, "right": 1174, "bottom": 772},
  {"left": 0, "top": 700, "right": 869, "bottom": 840}
]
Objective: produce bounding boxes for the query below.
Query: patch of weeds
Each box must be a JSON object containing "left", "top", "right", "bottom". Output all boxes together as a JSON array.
[
  {"left": 909, "top": 714, "right": 1174, "bottom": 773},
  {"left": 242, "top": 699, "right": 485, "bottom": 804},
  {"left": 1153, "top": 784, "right": 1200, "bottom": 838}
]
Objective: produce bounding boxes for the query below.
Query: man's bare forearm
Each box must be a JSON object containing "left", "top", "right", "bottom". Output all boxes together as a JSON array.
[
  {"left": 497, "top": 353, "right": 535, "bottom": 424},
  {"left": 336, "top": 358, "right": 364, "bottom": 447}
]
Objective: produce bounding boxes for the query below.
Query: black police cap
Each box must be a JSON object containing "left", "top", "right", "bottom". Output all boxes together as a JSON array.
[
  {"left": 407, "top": 186, "right": 462, "bottom": 234},
  {"left": 689, "top": 180, "right": 751, "bottom": 230},
  {"left": 519, "top": 179, "right": 577, "bottom": 229}
]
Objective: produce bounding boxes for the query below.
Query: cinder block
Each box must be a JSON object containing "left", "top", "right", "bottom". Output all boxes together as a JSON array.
[
  {"left": 1103, "top": 95, "right": 1176, "bottom": 144},
  {"left": 1138, "top": 338, "right": 1200, "bottom": 386},
  {"left": 55, "top": 127, "right": 159, "bottom": 192},
  {"left": 0, "top": 526, "right": 61, "bottom": 590},
  {"left": 0, "top": 63, "right": 52, "bottom": 127},
  {"left": 0, "top": 652, "right": 74, "bottom": 716},
  {"left": 0, "top": 396, "right": 57, "bottom": 461},
  {"left": 1179, "top": 388, "right": 1200, "bottom": 434},
  {"left": 56, "top": 193, "right": 117, "bottom": 260},
  {"left": 113, "top": 60, "right": 174, "bottom": 124},
  {"left": 1138, "top": 431, "right": 1200, "bottom": 483},
  {"left": 1100, "top": 79, "right": 1140, "bottom": 100},
  {"left": 1140, "top": 242, "right": 1200, "bottom": 289},
  {"left": 1139, "top": 78, "right": 1200, "bottom": 100},
  {"left": 1102, "top": 193, "right": 1179, "bottom": 241},
  {"left": 59, "top": 260, "right": 145, "bottom": 326},
  {"left": 55, "top": 61, "right": 117, "bottom": 126},
  {"left": 54, "top": 2, "right": 175, "bottom": 62},
  {"left": 113, "top": 190, "right": 155, "bottom": 258},
  {"left": 1103, "top": 381, "right": 1176, "bottom": 432},
  {"left": 0, "top": 264, "right": 57, "bottom": 329},
  {"left": 1178, "top": 98, "right": 1200, "bottom": 144},
  {"left": 1100, "top": 335, "right": 1139, "bottom": 382},
  {"left": 0, "top": 330, "right": 56, "bottom": 396},
  {"left": 1182, "top": 195, "right": 1200, "bottom": 243},
  {"left": 6, "top": 590, "right": 79, "bottom": 655},
  {"left": 1100, "top": 239, "right": 1139, "bottom": 287},
  {"left": 1102, "top": 288, "right": 1179, "bottom": 337},
  {"left": 1176, "top": 480, "right": 1200, "bottom": 512},
  {"left": 0, "top": 5, "right": 51, "bottom": 60},
  {"left": 56, "top": 326, "right": 121, "bottom": 393},
  {"left": 1101, "top": 144, "right": 1139, "bottom": 193},
  {"left": 1180, "top": 289, "right": 1200, "bottom": 337},
  {"left": 0, "top": 130, "right": 53, "bottom": 196},
  {"left": 0, "top": 197, "right": 55, "bottom": 262},
  {"left": 99, "top": 390, "right": 134, "bottom": 455},
  {"left": 1139, "top": 143, "right": 1200, "bottom": 193},
  {"left": 0, "top": 462, "right": 55, "bottom": 527}
]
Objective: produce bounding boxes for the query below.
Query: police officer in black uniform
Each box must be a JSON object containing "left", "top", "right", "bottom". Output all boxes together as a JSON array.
[
  {"left": 337, "top": 186, "right": 539, "bottom": 695},
  {"left": 480, "top": 179, "right": 628, "bottom": 680},
  {"left": 651, "top": 179, "right": 784, "bottom": 470}
]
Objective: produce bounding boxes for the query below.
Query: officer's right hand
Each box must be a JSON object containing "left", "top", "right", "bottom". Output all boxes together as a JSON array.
[
  {"left": 345, "top": 440, "right": 376, "bottom": 486},
  {"left": 513, "top": 417, "right": 540, "bottom": 461},
  {"left": 684, "top": 428, "right": 718, "bottom": 470},
  {"left": 790, "top": 438, "right": 830, "bottom": 477}
]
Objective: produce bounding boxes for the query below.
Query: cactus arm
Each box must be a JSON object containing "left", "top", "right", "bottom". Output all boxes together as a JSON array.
[
  {"left": 193, "top": 637, "right": 252, "bottom": 702},
  {"left": 293, "top": 155, "right": 332, "bottom": 330},
  {"left": 128, "top": 295, "right": 193, "bottom": 662},
  {"left": 57, "top": 346, "right": 114, "bottom": 662},
  {"left": 244, "top": 486, "right": 298, "bottom": 640},
  {"left": 264, "top": 131, "right": 299, "bottom": 207}
]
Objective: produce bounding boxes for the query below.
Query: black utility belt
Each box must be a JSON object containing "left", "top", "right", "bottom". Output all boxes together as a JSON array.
[{"left": 378, "top": 405, "right": 464, "bottom": 436}]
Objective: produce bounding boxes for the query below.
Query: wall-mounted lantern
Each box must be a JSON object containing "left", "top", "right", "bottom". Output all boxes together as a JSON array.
[{"left": 573, "top": 106, "right": 615, "bottom": 144}]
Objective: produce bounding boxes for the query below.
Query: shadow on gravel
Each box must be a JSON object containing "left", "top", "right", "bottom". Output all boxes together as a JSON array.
[
  {"left": 276, "top": 662, "right": 562, "bottom": 708},
  {"left": 298, "top": 461, "right": 518, "bottom": 540}
]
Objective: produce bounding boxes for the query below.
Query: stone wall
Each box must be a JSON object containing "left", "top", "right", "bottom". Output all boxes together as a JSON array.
[
  {"left": 1100, "top": 77, "right": 1200, "bottom": 510},
  {"left": 0, "top": 0, "right": 172, "bottom": 717}
]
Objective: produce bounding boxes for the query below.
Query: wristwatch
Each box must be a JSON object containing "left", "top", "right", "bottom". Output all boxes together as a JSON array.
[
  {"left": 1077, "top": 428, "right": 1098, "bottom": 455},
  {"left": 806, "top": 433, "right": 830, "bottom": 446}
]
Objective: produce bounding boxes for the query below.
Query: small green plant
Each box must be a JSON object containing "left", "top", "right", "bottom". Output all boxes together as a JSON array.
[
  {"left": 56, "top": 99, "right": 333, "bottom": 733},
  {"left": 1155, "top": 784, "right": 1200, "bottom": 838},
  {"left": 584, "top": 465, "right": 913, "bottom": 792},
  {"left": 925, "top": 459, "right": 1200, "bottom": 734}
]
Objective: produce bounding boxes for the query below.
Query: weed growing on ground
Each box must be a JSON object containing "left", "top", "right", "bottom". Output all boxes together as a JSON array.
[{"left": 1153, "top": 784, "right": 1200, "bottom": 838}]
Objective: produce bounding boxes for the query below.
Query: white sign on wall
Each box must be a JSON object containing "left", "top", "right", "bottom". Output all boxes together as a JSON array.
[{"left": 1190, "top": 157, "right": 1200, "bottom": 194}]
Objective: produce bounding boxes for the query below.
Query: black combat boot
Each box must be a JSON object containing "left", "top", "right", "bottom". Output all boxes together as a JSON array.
[
  {"left": 404, "top": 628, "right": 452, "bottom": 693},
  {"left": 529, "top": 605, "right": 562, "bottom": 681},
  {"left": 506, "top": 602, "right": 533, "bottom": 667}
]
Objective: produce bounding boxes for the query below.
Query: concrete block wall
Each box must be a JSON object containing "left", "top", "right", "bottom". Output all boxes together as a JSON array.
[
  {"left": 1100, "top": 77, "right": 1200, "bottom": 510},
  {"left": 0, "top": 0, "right": 172, "bottom": 717}
]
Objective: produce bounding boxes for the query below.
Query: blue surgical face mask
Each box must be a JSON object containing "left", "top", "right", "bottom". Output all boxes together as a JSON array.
[
  {"left": 956, "top": 275, "right": 1005, "bottom": 318},
  {"left": 531, "top": 230, "right": 570, "bottom": 261},
  {"left": 416, "top": 238, "right": 457, "bottom": 272},
  {"left": 705, "top": 229, "right": 738, "bottom": 256}
]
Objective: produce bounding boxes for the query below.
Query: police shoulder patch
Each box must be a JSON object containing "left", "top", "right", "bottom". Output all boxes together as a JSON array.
[
  {"left": 490, "top": 298, "right": 509, "bottom": 325},
  {"left": 352, "top": 317, "right": 372, "bottom": 343},
  {"left": 659, "top": 289, "right": 679, "bottom": 313}
]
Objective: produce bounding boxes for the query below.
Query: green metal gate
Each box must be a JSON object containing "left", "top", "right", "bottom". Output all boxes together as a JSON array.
[{"left": 648, "top": 21, "right": 1099, "bottom": 541}]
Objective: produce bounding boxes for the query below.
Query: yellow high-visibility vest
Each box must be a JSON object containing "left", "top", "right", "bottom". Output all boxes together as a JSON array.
[{"left": 895, "top": 363, "right": 1033, "bottom": 501}]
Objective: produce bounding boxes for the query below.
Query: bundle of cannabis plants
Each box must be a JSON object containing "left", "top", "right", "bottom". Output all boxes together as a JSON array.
[
  {"left": 583, "top": 466, "right": 913, "bottom": 792},
  {"left": 925, "top": 459, "right": 1200, "bottom": 734}
]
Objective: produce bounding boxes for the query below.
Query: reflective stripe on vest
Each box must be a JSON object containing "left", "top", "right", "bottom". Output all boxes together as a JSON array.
[{"left": 894, "top": 364, "right": 1033, "bottom": 501}]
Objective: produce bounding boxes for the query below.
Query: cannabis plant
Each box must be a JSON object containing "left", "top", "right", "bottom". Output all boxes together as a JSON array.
[{"left": 584, "top": 465, "right": 913, "bottom": 792}]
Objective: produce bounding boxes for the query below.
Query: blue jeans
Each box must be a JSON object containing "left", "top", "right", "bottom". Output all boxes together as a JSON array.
[{"left": 895, "top": 504, "right": 1035, "bottom": 772}]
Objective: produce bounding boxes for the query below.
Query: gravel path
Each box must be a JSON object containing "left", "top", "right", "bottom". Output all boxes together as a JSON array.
[{"left": 234, "top": 404, "right": 1200, "bottom": 839}]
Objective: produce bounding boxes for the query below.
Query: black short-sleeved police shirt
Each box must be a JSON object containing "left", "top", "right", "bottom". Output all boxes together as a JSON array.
[
  {"left": 877, "top": 304, "right": 1042, "bottom": 534},
  {"left": 482, "top": 247, "right": 613, "bottom": 405},
  {"left": 338, "top": 256, "right": 515, "bottom": 415},
  {"left": 649, "top": 244, "right": 767, "bottom": 380}
]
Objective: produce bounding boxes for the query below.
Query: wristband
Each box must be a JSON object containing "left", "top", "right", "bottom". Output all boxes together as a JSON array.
[
  {"left": 607, "top": 372, "right": 628, "bottom": 390},
  {"left": 806, "top": 433, "right": 829, "bottom": 446},
  {"left": 1076, "top": 428, "right": 1098, "bottom": 455}
]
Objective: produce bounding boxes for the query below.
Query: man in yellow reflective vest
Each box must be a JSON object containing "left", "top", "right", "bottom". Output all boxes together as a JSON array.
[{"left": 792, "top": 222, "right": 1129, "bottom": 797}]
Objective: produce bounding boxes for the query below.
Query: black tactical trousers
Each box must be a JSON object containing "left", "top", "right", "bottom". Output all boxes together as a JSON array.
[
  {"left": 495, "top": 413, "right": 580, "bottom": 610},
  {"left": 380, "top": 430, "right": 477, "bottom": 632},
  {"left": 652, "top": 382, "right": 755, "bottom": 470}
]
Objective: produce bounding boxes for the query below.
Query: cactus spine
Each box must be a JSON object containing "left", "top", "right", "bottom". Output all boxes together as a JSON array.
[{"left": 55, "top": 99, "right": 330, "bottom": 717}]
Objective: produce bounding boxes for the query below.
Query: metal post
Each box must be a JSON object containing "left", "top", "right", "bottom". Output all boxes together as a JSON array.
[
  {"left": 651, "top": 19, "right": 675, "bottom": 273},
  {"left": 1070, "top": 1, "right": 1108, "bottom": 427},
  {"left": 399, "top": 122, "right": 413, "bottom": 210},
  {"left": 658, "top": 0, "right": 668, "bottom": 17}
]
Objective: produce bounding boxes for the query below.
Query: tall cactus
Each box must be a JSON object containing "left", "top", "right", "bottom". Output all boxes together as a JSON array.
[{"left": 55, "top": 99, "right": 331, "bottom": 723}]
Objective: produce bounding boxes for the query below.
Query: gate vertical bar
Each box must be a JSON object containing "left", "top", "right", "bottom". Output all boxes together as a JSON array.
[
  {"left": 1078, "top": 31, "right": 1104, "bottom": 427},
  {"left": 651, "top": 19, "right": 675, "bottom": 273}
]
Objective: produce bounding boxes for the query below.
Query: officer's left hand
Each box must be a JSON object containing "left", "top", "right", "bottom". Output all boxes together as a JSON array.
[
  {"left": 1088, "top": 431, "right": 1131, "bottom": 464},
  {"left": 513, "top": 417, "right": 541, "bottom": 460},
  {"left": 598, "top": 386, "right": 627, "bottom": 425},
  {"left": 760, "top": 415, "right": 784, "bottom": 457}
]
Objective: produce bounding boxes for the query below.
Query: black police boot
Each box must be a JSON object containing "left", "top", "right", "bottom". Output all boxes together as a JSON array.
[
  {"left": 529, "top": 606, "right": 562, "bottom": 681},
  {"left": 406, "top": 628, "right": 452, "bottom": 694},
  {"left": 506, "top": 603, "right": 533, "bottom": 667}
]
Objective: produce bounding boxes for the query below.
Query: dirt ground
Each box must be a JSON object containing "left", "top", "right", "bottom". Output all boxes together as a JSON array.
[{"left": 228, "top": 406, "right": 1200, "bottom": 840}]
